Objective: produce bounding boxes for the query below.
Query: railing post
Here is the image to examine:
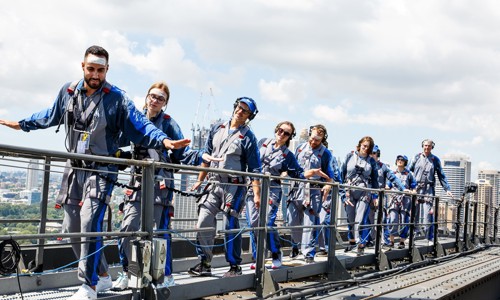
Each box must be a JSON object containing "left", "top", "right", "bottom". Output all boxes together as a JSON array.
[
  {"left": 326, "top": 184, "right": 338, "bottom": 271},
  {"left": 484, "top": 204, "right": 489, "bottom": 244},
  {"left": 326, "top": 183, "right": 350, "bottom": 280},
  {"left": 255, "top": 174, "right": 270, "bottom": 298},
  {"left": 463, "top": 200, "right": 470, "bottom": 251},
  {"left": 455, "top": 198, "right": 463, "bottom": 252},
  {"left": 141, "top": 161, "right": 155, "bottom": 299},
  {"left": 432, "top": 196, "right": 440, "bottom": 251},
  {"left": 141, "top": 161, "right": 155, "bottom": 238},
  {"left": 374, "top": 189, "right": 384, "bottom": 260},
  {"left": 494, "top": 208, "right": 499, "bottom": 243},
  {"left": 408, "top": 193, "right": 418, "bottom": 263},
  {"left": 35, "top": 157, "right": 51, "bottom": 272},
  {"left": 472, "top": 201, "right": 478, "bottom": 245}
]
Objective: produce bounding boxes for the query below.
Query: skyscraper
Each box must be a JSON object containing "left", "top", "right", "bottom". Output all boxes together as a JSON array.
[
  {"left": 26, "top": 159, "right": 40, "bottom": 191},
  {"left": 477, "top": 170, "right": 500, "bottom": 237},
  {"left": 474, "top": 179, "right": 493, "bottom": 237},
  {"left": 435, "top": 154, "right": 471, "bottom": 232},
  {"left": 477, "top": 170, "right": 500, "bottom": 207}
]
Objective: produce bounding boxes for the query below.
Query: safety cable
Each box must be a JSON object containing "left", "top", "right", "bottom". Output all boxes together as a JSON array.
[{"left": 0, "top": 238, "right": 24, "bottom": 300}]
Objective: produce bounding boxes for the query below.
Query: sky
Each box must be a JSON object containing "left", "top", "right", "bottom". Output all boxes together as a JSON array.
[{"left": 1, "top": 0, "right": 500, "bottom": 180}]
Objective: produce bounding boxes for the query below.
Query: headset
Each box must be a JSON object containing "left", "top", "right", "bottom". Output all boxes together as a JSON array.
[
  {"left": 309, "top": 124, "right": 328, "bottom": 142},
  {"left": 421, "top": 139, "right": 435, "bottom": 149},
  {"left": 274, "top": 121, "right": 296, "bottom": 138},
  {"left": 234, "top": 97, "right": 259, "bottom": 120}
]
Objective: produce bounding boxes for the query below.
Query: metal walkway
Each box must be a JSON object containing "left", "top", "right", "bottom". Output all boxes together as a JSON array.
[{"left": 4, "top": 238, "right": 500, "bottom": 300}]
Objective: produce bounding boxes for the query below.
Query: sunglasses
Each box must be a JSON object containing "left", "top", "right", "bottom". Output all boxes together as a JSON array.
[{"left": 277, "top": 128, "right": 292, "bottom": 137}]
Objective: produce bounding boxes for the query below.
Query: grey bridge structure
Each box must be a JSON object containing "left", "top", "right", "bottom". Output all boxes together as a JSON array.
[{"left": 1, "top": 143, "right": 500, "bottom": 300}]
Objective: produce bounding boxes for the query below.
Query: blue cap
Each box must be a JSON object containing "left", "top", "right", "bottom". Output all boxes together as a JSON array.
[
  {"left": 397, "top": 154, "right": 408, "bottom": 161},
  {"left": 238, "top": 97, "right": 257, "bottom": 114},
  {"left": 372, "top": 145, "right": 380, "bottom": 153}
]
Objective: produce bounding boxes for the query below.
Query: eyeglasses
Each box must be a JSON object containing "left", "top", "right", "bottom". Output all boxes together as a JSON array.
[
  {"left": 235, "top": 104, "right": 252, "bottom": 115},
  {"left": 148, "top": 93, "right": 166, "bottom": 103},
  {"left": 277, "top": 128, "right": 292, "bottom": 137}
]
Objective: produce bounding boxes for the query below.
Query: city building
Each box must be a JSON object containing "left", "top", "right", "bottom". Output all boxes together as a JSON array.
[
  {"left": 26, "top": 159, "right": 40, "bottom": 191},
  {"left": 478, "top": 170, "right": 500, "bottom": 207},
  {"left": 474, "top": 179, "right": 494, "bottom": 237},
  {"left": 435, "top": 154, "right": 471, "bottom": 232},
  {"left": 477, "top": 170, "right": 500, "bottom": 237}
]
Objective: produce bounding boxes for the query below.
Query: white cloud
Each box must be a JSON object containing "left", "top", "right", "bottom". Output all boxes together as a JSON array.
[{"left": 259, "top": 78, "right": 306, "bottom": 104}]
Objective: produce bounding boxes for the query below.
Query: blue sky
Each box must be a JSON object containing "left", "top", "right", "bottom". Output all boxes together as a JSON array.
[{"left": 1, "top": 0, "right": 500, "bottom": 180}]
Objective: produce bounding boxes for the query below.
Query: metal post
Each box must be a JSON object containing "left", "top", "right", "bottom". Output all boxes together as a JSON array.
[
  {"left": 408, "top": 194, "right": 418, "bottom": 263},
  {"left": 484, "top": 204, "right": 489, "bottom": 244},
  {"left": 455, "top": 197, "right": 463, "bottom": 252},
  {"left": 255, "top": 174, "right": 270, "bottom": 298},
  {"left": 494, "top": 208, "right": 499, "bottom": 242},
  {"left": 472, "top": 201, "right": 478, "bottom": 245},
  {"left": 432, "top": 197, "right": 439, "bottom": 250},
  {"left": 35, "top": 157, "right": 51, "bottom": 272},
  {"left": 463, "top": 200, "right": 470, "bottom": 251},
  {"left": 374, "top": 189, "right": 384, "bottom": 259},
  {"left": 141, "top": 161, "right": 155, "bottom": 299},
  {"left": 444, "top": 200, "right": 449, "bottom": 234},
  {"left": 327, "top": 184, "right": 350, "bottom": 280}
]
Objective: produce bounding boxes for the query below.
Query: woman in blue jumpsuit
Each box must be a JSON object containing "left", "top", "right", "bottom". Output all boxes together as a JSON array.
[
  {"left": 245, "top": 121, "right": 329, "bottom": 269},
  {"left": 341, "top": 136, "right": 379, "bottom": 255},
  {"left": 113, "top": 82, "right": 199, "bottom": 290}
]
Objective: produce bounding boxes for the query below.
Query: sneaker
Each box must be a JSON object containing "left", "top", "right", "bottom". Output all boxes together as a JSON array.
[
  {"left": 316, "top": 249, "right": 328, "bottom": 257},
  {"left": 96, "top": 274, "right": 112, "bottom": 293},
  {"left": 357, "top": 245, "right": 365, "bottom": 256},
  {"left": 304, "top": 256, "right": 314, "bottom": 264},
  {"left": 157, "top": 275, "right": 175, "bottom": 288},
  {"left": 188, "top": 261, "right": 212, "bottom": 277},
  {"left": 365, "top": 241, "right": 375, "bottom": 248},
  {"left": 345, "top": 243, "right": 357, "bottom": 252},
  {"left": 250, "top": 263, "right": 256, "bottom": 270},
  {"left": 111, "top": 272, "right": 129, "bottom": 291},
  {"left": 69, "top": 284, "right": 97, "bottom": 300},
  {"left": 428, "top": 240, "right": 434, "bottom": 246},
  {"left": 397, "top": 242, "right": 405, "bottom": 249},
  {"left": 223, "top": 265, "right": 242, "bottom": 278},
  {"left": 270, "top": 252, "right": 282, "bottom": 269},
  {"left": 289, "top": 247, "right": 299, "bottom": 258}
]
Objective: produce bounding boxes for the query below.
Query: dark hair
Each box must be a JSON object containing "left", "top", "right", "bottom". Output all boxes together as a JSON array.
[
  {"left": 356, "top": 136, "right": 374, "bottom": 154},
  {"left": 84, "top": 45, "right": 109, "bottom": 63},
  {"left": 143, "top": 81, "right": 170, "bottom": 110},
  {"left": 274, "top": 121, "right": 296, "bottom": 147}
]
